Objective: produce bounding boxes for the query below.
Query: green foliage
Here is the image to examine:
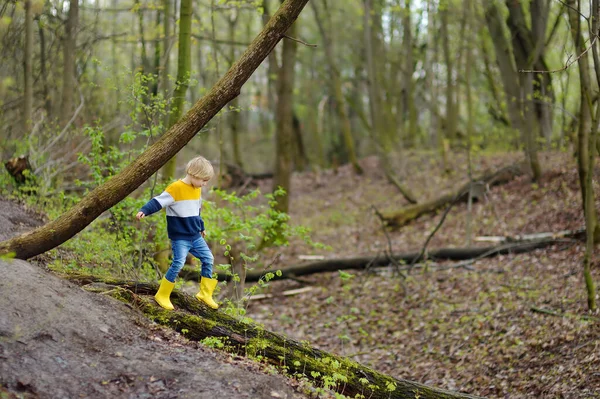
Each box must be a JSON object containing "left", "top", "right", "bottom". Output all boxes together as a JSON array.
[
  {"left": 203, "top": 187, "right": 326, "bottom": 294},
  {"left": 47, "top": 72, "right": 174, "bottom": 279},
  {"left": 201, "top": 336, "right": 225, "bottom": 349}
]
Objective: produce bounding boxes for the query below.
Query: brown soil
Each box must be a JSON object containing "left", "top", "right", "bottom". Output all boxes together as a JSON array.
[{"left": 0, "top": 201, "right": 309, "bottom": 399}]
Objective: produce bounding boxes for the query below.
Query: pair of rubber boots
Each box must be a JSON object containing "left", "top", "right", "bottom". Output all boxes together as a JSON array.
[{"left": 154, "top": 276, "right": 219, "bottom": 310}]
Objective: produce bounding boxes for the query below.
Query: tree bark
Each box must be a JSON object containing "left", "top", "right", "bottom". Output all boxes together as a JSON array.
[
  {"left": 60, "top": 0, "right": 78, "bottom": 126},
  {"left": 68, "top": 275, "right": 483, "bottom": 399},
  {"left": 440, "top": 1, "right": 457, "bottom": 144},
  {"left": 311, "top": 0, "right": 363, "bottom": 174},
  {"left": 228, "top": 12, "right": 244, "bottom": 169},
  {"left": 401, "top": 0, "right": 417, "bottom": 145},
  {"left": 566, "top": 0, "right": 600, "bottom": 245},
  {"left": 580, "top": 0, "right": 599, "bottom": 310},
  {"left": 382, "top": 165, "right": 524, "bottom": 228},
  {"left": 364, "top": 0, "right": 417, "bottom": 204},
  {"left": 162, "top": 0, "right": 193, "bottom": 182},
  {"left": 0, "top": 0, "right": 312, "bottom": 260},
  {"left": 425, "top": 0, "right": 440, "bottom": 149},
  {"left": 272, "top": 2, "right": 298, "bottom": 213},
  {"left": 23, "top": 0, "right": 34, "bottom": 133}
]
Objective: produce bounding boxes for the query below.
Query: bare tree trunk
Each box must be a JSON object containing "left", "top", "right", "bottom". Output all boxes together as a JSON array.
[
  {"left": 502, "top": 0, "right": 548, "bottom": 181},
  {"left": 60, "top": 0, "right": 78, "bottom": 126},
  {"left": 38, "top": 18, "right": 51, "bottom": 116},
  {"left": 567, "top": 0, "right": 600, "bottom": 247},
  {"left": 578, "top": 0, "right": 599, "bottom": 310},
  {"left": 136, "top": 0, "right": 149, "bottom": 75},
  {"left": 464, "top": 0, "right": 475, "bottom": 246},
  {"left": 310, "top": 0, "right": 362, "bottom": 174},
  {"left": 272, "top": 6, "right": 298, "bottom": 213},
  {"left": 228, "top": 11, "right": 244, "bottom": 169},
  {"left": 425, "top": 0, "right": 440, "bottom": 149},
  {"left": 363, "top": 0, "right": 417, "bottom": 204},
  {"left": 160, "top": 0, "right": 171, "bottom": 99},
  {"left": 0, "top": 0, "right": 311, "bottom": 261},
  {"left": 261, "top": 0, "right": 279, "bottom": 140},
  {"left": 401, "top": 0, "right": 417, "bottom": 145},
  {"left": 23, "top": 0, "right": 33, "bottom": 132},
  {"left": 440, "top": 1, "right": 456, "bottom": 144}
]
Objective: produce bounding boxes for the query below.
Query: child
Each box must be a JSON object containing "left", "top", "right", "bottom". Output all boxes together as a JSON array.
[{"left": 136, "top": 156, "right": 219, "bottom": 310}]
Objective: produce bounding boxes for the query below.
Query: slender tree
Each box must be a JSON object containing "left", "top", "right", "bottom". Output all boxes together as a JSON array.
[
  {"left": 162, "top": 0, "right": 193, "bottom": 182},
  {"left": 60, "top": 0, "right": 79, "bottom": 126},
  {"left": 23, "top": 0, "right": 34, "bottom": 132},
  {"left": 567, "top": 0, "right": 598, "bottom": 310},
  {"left": 363, "top": 0, "right": 417, "bottom": 203},
  {"left": 228, "top": 9, "right": 244, "bottom": 169},
  {"left": 310, "top": 0, "right": 362, "bottom": 174},
  {"left": 272, "top": 3, "right": 298, "bottom": 213}
]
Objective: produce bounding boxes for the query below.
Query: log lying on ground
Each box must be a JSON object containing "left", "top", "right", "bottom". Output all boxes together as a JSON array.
[
  {"left": 381, "top": 165, "right": 524, "bottom": 229},
  {"left": 177, "top": 234, "right": 582, "bottom": 283},
  {"left": 69, "top": 275, "right": 483, "bottom": 399}
]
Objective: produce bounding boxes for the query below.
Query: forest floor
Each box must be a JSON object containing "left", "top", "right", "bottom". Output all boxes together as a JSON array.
[
  {"left": 247, "top": 150, "right": 600, "bottom": 399},
  {"left": 1, "top": 150, "right": 599, "bottom": 398}
]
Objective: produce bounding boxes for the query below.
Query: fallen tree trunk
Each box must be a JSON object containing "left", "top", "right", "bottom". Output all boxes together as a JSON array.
[
  {"left": 177, "top": 235, "right": 581, "bottom": 283},
  {"left": 381, "top": 165, "right": 524, "bottom": 228},
  {"left": 69, "top": 275, "right": 483, "bottom": 399},
  {"left": 0, "top": 0, "right": 310, "bottom": 260}
]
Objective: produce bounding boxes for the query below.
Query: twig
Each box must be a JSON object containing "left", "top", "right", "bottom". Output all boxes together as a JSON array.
[
  {"left": 531, "top": 306, "right": 600, "bottom": 322},
  {"left": 519, "top": 31, "right": 597, "bottom": 74},
  {"left": 408, "top": 192, "right": 464, "bottom": 273},
  {"left": 371, "top": 205, "right": 406, "bottom": 279},
  {"left": 42, "top": 85, "right": 85, "bottom": 154},
  {"left": 283, "top": 34, "right": 318, "bottom": 47}
]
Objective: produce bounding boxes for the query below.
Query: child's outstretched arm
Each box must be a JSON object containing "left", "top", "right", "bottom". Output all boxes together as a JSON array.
[{"left": 137, "top": 190, "right": 175, "bottom": 220}]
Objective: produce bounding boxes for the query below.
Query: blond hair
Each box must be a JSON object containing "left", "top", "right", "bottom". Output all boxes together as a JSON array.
[{"left": 186, "top": 156, "right": 214, "bottom": 180}]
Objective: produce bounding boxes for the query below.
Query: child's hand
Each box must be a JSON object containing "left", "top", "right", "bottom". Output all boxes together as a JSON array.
[
  {"left": 201, "top": 230, "right": 206, "bottom": 238},
  {"left": 136, "top": 211, "right": 145, "bottom": 220}
]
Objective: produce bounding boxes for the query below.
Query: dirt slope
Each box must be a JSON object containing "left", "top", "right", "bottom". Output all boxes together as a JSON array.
[{"left": 0, "top": 201, "right": 308, "bottom": 399}]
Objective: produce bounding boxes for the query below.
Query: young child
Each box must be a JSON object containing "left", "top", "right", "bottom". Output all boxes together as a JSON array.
[{"left": 136, "top": 156, "right": 219, "bottom": 310}]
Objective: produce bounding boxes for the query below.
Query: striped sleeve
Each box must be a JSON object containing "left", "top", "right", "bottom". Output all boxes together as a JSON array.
[{"left": 140, "top": 191, "right": 175, "bottom": 216}]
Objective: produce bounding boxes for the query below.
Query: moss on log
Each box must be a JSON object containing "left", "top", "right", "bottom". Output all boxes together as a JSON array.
[
  {"left": 382, "top": 165, "right": 524, "bottom": 229},
  {"left": 68, "top": 274, "right": 482, "bottom": 399}
]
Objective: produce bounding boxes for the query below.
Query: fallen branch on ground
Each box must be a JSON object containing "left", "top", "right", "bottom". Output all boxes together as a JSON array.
[
  {"left": 381, "top": 164, "right": 524, "bottom": 229},
  {"left": 178, "top": 233, "right": 581, "bottom": 283},
  {"left": 530, "top": 306, "right": 600, "bottom": 322},
  {"left": 66, "top": 274, "right": 483, "bottom": 399}
]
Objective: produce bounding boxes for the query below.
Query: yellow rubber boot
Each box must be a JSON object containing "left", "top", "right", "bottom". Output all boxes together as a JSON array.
[
  {"left": 195, "top": 277, "right": 219, "bottom": 309},
  {"left": 154, "top": 277, "right": 175, "bottom": 310}
]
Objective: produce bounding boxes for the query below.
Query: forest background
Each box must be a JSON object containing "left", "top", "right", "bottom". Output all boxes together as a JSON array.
[{"left": 1, "top": 0, "right": 600, "bottom": 398}]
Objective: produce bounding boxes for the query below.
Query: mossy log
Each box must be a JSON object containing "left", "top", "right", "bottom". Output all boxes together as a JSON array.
[
  {"left": 382, "top": 165, "right": 524, "bottom": 229},
  {"left": 68, "top": 274, "right": 483, "bottom": 399},
  {"left": 178, "top": 236, "right": 576, "bottom": 283}
]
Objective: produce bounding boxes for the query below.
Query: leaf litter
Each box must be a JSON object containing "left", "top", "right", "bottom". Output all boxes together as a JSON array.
[{"left": 250, "top": 151, "right": 600, "bottom": 399}]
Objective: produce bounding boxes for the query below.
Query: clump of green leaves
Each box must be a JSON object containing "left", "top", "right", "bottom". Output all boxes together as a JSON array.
[{"left": 203, "top": 187, "right": 327, "bottom": 300}]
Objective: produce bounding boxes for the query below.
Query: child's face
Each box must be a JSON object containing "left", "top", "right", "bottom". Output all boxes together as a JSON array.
[{"left": 188, "top": 174, "right": 210, "bottom": 188}]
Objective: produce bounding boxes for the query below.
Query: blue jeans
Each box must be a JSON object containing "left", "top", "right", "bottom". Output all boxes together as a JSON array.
[{"left": 165, "top": 237, "right": 214, "bottom": 282}]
